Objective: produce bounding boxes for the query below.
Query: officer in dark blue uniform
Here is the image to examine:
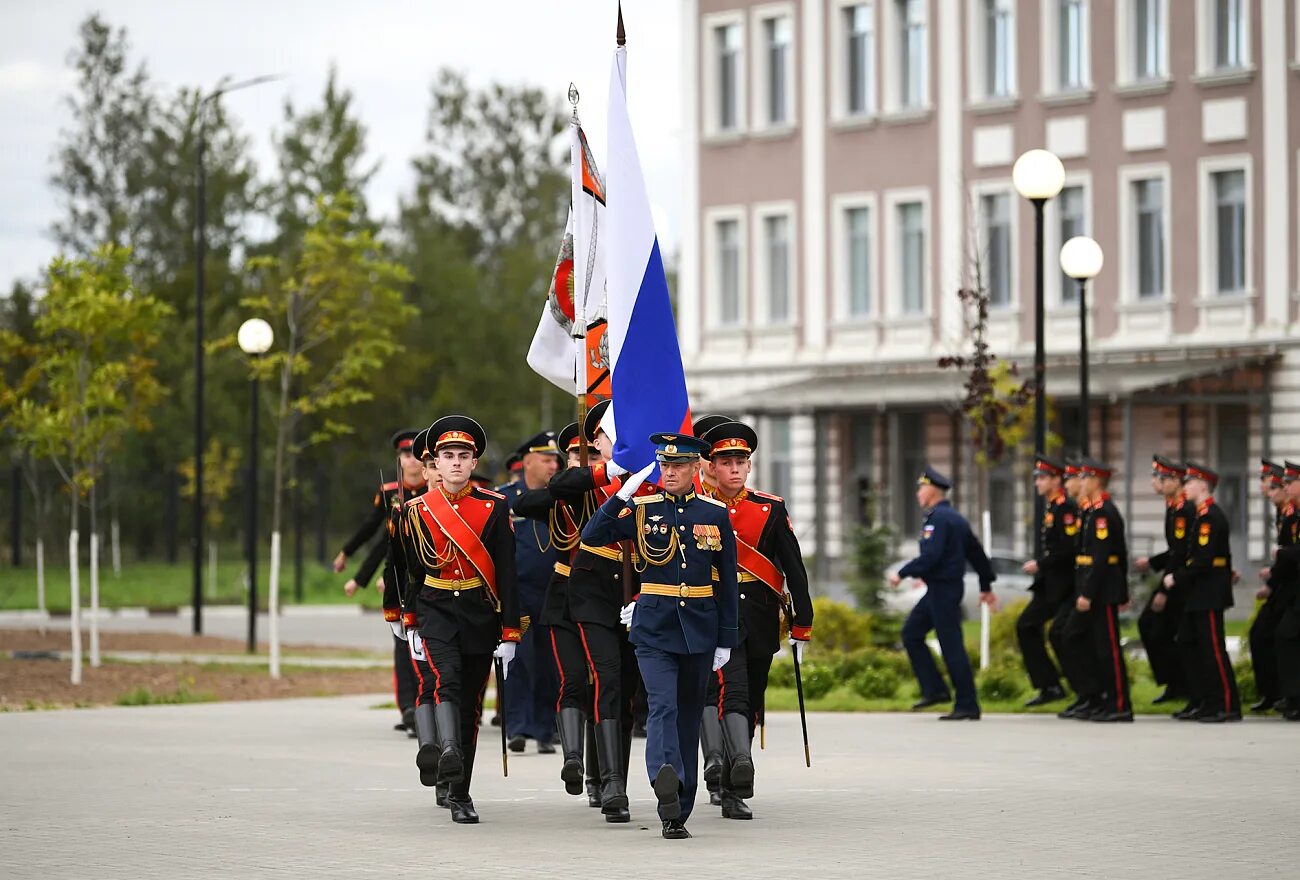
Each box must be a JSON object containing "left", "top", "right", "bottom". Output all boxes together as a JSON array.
[
  {"left": 890, "top": 467, "right": 996, "bottom": 720},
  {"left": 495, "top": 431, "right": 562, "bottom": 753},
  {"left": 582, "top": 432, "right": 739, "bottom": 840}
]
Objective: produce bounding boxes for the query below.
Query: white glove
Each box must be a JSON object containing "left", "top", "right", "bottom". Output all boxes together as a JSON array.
[
  {"left": 494, "top": 641, "right": 517, "bottom": 679},
  {"left": 789, "top": 638, "right": 806, "bottom": 664},
  {"left": 712, "top": 647, "right": 731, "bottom": 672},
  {"left": 619, "top": 601, "right": 635, "bottom": 628},
  {"left": 616, "top": 462, "right": 656, "bottom": 500},
  {"left": 408, "top": 630, "right": 426, "bottom": 662},
  {"left": 606, "top": 460, "right": 628, "bottom": 477},
  {"left": 390, "top": 620, "right": 407, "bottom": 640}
]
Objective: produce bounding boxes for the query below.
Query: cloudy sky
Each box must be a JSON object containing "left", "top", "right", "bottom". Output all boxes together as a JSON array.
[{"left": 0, "top": 0, "right": 684, "bottom": 290}]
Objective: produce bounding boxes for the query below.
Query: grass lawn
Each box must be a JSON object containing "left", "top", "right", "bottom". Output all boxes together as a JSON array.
[{"left": 0, "top": 558, "right": 381, "bottom": 612}]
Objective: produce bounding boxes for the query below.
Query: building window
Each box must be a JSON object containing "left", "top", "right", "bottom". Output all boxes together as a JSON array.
[
  {"left": 716, "top": 218, "right": 742, "bottom": 325},
  {"left": 847, "top": 205, "right": 873, "bottom": 316},
  {"left": 846, "top": 4, "right": 875, "bottom": 116},
  {"left": 1212, "top": 169, "right": 1246, "bottom": 295},
  {"left": 983, "top": 0, "right": 1015, "bottom": 98},
  {"left": 1133, "top": 177, "right": 1165, "bottom": 299},
  {"left": 898, "top": 0, "right": 927, "bottom": 109},
  {"left": 763, "top": 213, "right": 792, "bottom": 323},
  {"left": 767, "top": 416, "right": 793, "bottom": 504},
  {"left": 716, "top": 23, "right": 743, "bottom": 131},
  {"left": 760, "top": 15, "right": 794, "bottom": 126},
  {"left": 898, "top": 201, "right": 926, "bottom": 314},
  {"left": 981, "top": 192, "right": 1012, "bottom": 307},
  {"left": 1133, "top": 0, "right": 1166, "bottom": 80},
  {"left": 896, "top": 412, "right": 926, "bottom": 535},
  {"left": 1213, "top": 0, "right": 1245, "bottom": 70},
  {"left": 1057, "top": 185, "right": 1086, "bottom": 304},
  {"left": 1058, "top": 0, "right": 1088, "bottom": 90}
]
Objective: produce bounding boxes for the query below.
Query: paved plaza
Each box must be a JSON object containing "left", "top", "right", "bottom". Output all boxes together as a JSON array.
[{"left": 2, "top": 697, "right": 1296, "bottom": 879}]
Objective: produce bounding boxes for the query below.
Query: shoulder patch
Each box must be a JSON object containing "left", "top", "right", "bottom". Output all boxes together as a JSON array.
[
  {"left": 404, "top": 496, "right": 423, "bottom": 508},
  {"left": 382, "top": 481, "right": 399, "bottom": 492},
  {"left": 696, "top": 495, "right": 726, "bottom": 508},
  {"left": 474, "top": 487, "right": 506, "bottom": 500},
  {"left": 633, "top": 493, "right": 664, "bottom": 505},
  {"left": 751, "top": 490, "right": 784, "bottom": 503}
]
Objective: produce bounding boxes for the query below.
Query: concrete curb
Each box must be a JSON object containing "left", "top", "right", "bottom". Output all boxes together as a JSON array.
[
  {"left": 6, "top": 649, "right": 390, "bottom": 669},
  {"left": 0, "top": 604, "right": 374, "bottom": 623}
]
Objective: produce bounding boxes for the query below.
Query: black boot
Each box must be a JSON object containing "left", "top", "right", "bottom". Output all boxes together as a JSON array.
[
  {"left": 435, "top": 782, "right": 449, "bottom": 808},
  {"left": 433, "top": 702, "right": 464, "bottom": 784},
  {"left": 1173, "top": 701, "right": 1204, "bottom": 721},
  {"left": 557, "top": 708, "right": 586, "bottom": 796},
  {"left": 596, "top": 720, "right": 630, "bottom": 823},
  {"left": 653, "top": 764, "right": 681, "bottom": 821},
  {"left": 584, "top": 720, "right": 601, "bottom": 808},
  {"left": 1023, "top": 684, "right": 1067, "bottom": 707},
  {"left": 1249, "top": 695, "right": 1278, "bottom": 713},
  {"left": 445, "top": 739, "right": 478, "bottom": 823},
  {"left": 720, "top": 713, "right": 755, "bottom": 800},
  {"left": 720, "top": 789, "right": 753, "bottom": 820},
  {"left": 413, "top": 703, "right": 440, "bottom": 787},
  {"left": 401, "top": 706, "right": 417, "bottom": 738},
  {"left": 446, "top": 797, "right": 479, "bottom": 824},
  {"left": 700, "top": 708, "right": 725, "bottom": 787},
  {"left": 1152, "top": 687, "right": 1187, "bottom": 705}
]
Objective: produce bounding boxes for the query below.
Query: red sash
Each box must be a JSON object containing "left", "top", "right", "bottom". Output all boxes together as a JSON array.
[
  {"left": 416, "top": 490, "right": 499, "bottom": 605},
  {"left": 736, "top": 536, "right": 784, "bottom": 596}
]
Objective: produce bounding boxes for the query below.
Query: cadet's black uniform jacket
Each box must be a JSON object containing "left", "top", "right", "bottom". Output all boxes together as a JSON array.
[
  {"left": 1032, "top": 490, "right": 1080, "bottom": 601},
  {"left": 1147, "top": 492, "right": 1195, "bottom": 588},
  {"left": 1075, "top": 493, "right": 1128, "bottom": 605},
  {"left": 1171, "top": 498, "right": 1233, "bottom": 612}
]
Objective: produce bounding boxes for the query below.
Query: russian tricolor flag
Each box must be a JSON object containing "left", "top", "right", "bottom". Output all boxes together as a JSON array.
[{"left": 606, "top": 34, "right": 692, "bottom": 474}]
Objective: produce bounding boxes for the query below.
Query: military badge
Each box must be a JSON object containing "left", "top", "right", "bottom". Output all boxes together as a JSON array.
[
  {"left": 921, "top": 523, "right": 935, "bottom": 541},
  {"left": 1174, "top": 517, "right": 1186, "bottom": 539},
  {"left": 1198, "top": 521, "right": 1211, "bottom": 546},
  {"left": 1063, "top": 513, "right": 1078, "bottom": 536},
  {"left": 1044, "top": 512, "right": 1055, "bottom": 527},
  {"left": 1095, "top": 517, "right": 1108, "bottom": 539}
]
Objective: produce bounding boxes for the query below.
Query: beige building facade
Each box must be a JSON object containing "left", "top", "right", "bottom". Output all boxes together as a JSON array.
[{"left": 679, "top": 0, "right": 1300, "bottom": 592}]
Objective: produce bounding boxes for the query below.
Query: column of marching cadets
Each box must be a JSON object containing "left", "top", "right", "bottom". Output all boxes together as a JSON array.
[{"left": 333, "top": 408, "right": 814, "bottom": 838}]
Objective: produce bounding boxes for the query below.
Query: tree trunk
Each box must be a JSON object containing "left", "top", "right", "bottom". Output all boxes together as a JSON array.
[
  {"left": 267, "top": 323, "right": 295, "bottom": 680},
  {"left": 111, "top": 517, "right": 121, "bottom": 577},
  {"left": 68, "top": 498, "right": 81, "bottom": 685},
  {"left": 208, "top": 539, "right": 218, "bottom": 599},
  {"left": 88, "top": 483, "right": 100, "bottom": 668},
  {"left": 36, "top": 537, "right": 46, "bottom": 636}
]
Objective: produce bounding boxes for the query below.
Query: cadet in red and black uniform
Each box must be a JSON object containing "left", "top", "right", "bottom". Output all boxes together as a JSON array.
[
  {"left": 697, "top": 420, "right": 812, "bottom": 821},
  {"left": 1057, "top": 458, "right": 1131, "bottom": 722},
  {"left": 1016, "top": 455, "right": 1076, "bottom": 707},
  {"left": 337, "top": 429, "right": 427, "bottom": 736},
  {"left": 1047, "top": 458, "right": 1084, "bottom": 704},
  {"left": 389, "top": 415, "right": 522, "bottom": 823},
  {"left": 1248, "top": 460, "right": 1294, "bottom": 712},
  {"left": 1272, "top": 461, "right": 1300, "bottom": 721},
  {"left": 538, "top": 399, "right": 651, "bottom": 823},
  {"left": 1134, "top": 456, "right": 1194, "bottom": 705},
  {"left": 1166, "top": 463, "right": 1241, "bottom": 723}
]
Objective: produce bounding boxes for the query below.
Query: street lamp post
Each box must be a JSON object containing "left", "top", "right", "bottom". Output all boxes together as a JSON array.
[
  {"left": 1060, "top": 236, "right": 1104, "bottom": 457},
  {"left": 193, "top": 74, "right": 282, "bottom": 635},
  {"left": 1013, "top": 149, "right": 1065, "bottom": 558},
  {"left": 238, "top": 318, "right": 274, "bottom": 654}
]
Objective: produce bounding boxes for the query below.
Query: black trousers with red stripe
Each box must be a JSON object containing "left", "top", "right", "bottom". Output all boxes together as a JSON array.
[
  {"left": 549, "top": 619, "right": 593, "bottom": 712},
  {"left": 393, "top": 633, "right": 418, "bottom": 713},
  {"left": 705, "top": 641, "right": 775, "bottom": 731},
  {"left": 1175, "top": 609, "right": 1240, "bottom": 714},
  {"left": 409, "top": 640, "right": 492, "bottom": 799},
  {"left": 576, "top": 620, "right": 638, "bottom": 728},
  {"left": 1275, "top": 601, "right": 1300, "bottom": 699},
  {"left": 1059, "top": 603, "right": 1130, "bottom": 711}
]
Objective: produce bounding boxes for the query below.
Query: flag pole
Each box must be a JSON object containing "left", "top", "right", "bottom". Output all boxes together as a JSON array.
[{"left": 568, "top": 83, "right": 591, "bottom": 469}]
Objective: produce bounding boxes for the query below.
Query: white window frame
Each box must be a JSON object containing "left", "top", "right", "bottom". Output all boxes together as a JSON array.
[
  {"left": 1118, "top": 163, "right": 1172, "bottom": 304},
  {"left": 752, "top": 201, "right": 798, "bottom": 327},
  {"left": 882, "top": 0, "right": 930, "bottom": 114},
  {"left": 750, "top": 4, "right": 797, "bottom": 133},
  {"left": 1197, "top": 154, "right": 1253, "bottom": 300},
  {"left": 884, "top": 187, "right": 932, "bottom": 318},
  {"left": 967, "top": 0, "right": 1018, "bottom": 103},
  {"left": 831, "top": 192, "right": 880, "bottom": 321},
  {"left": 704, "top": 206, "right": 749, "bottom": 329},
  {"left": 830, "top": 0, "right": 878, "bottom": 124},
  {"left": 1047, "top": 172, "right": 1093, "bottom": 308},
  {"left": 1040, "top": 0, "right": 1092, "bottom": 97},
  {"left": 1115, "top": 0, "right": 1169, "bottom": 87},
  {"left": 1195, "top": 0, "right": 1252, "bottom": 78},
  {"left": 702, "top": 11, "right": 747, "bottom": 140},
  {"left": 968, "top": 179, "right": 1019, "bottom": 311}
]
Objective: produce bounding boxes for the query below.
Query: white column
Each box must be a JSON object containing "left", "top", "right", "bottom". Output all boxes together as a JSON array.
[
  {"left": 789, "top": 412, "right": 818, "bottom": 548},
  {"left": 937, "top": 0, "right": 964, "bottom": 346},
  {"left": 1262, "top": 0, "right": 1290, "bottom": 330},
  {"left": 680, "top": 0, "right": 702, "bottom": 359},
  {"left": 801, "top": 0, "right": 827, "bottom": 350}
]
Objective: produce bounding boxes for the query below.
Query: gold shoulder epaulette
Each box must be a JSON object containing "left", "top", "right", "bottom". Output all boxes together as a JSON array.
[
  {"left": 751, "top": 490, "right": 784, "bottom": 503},
  {"left": 633, "top": 493, "right": 664, "bottom": 505},
  {"left": 404, "top": 496, "right": 423, "bottom": 508},
  {"left": 696, "top": 495, "right": 726, "bottom": 508},
  {"left": 475, "top": 487, "right": 506, "bottom": 500}
]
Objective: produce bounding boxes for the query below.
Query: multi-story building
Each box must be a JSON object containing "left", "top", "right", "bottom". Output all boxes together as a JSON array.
[{"left": 679, "top": 0, "right": 1300, "bottom": 599}]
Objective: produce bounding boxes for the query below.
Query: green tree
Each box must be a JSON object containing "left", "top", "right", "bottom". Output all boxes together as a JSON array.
[
  {"left": 236, "top": 193, "right": 414, "bottom": 675},
  {"left": 5, "top": 246, "right": 171, "bottom": 681}
]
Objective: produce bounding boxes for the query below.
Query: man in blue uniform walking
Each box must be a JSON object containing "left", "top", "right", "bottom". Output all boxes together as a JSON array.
[
  {"left": 582, "top": 432, "right": 738, "bottom": 839},
  {"left": 890, "top": 467, "right": 997, "bottom": 720}
]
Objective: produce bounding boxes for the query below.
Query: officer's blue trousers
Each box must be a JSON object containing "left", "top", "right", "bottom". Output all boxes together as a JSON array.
[
  {"left": 902, "top": 590, "right": 979, "bottom": 713},
  {"left": 504, "top": 621, "right": 558, "bottom": 742},
  {"left": 635, "top": 645, "right": 713, "bottom": 823}
]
